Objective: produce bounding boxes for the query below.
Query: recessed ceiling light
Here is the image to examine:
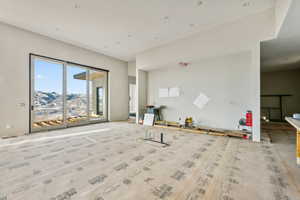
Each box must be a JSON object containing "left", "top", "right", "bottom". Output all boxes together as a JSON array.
[
  {"left": 197, "top": 1, "right": 203, "bottom": 6},
  {"left": 162, "top": 16, "right": 169, "bottom": 24},
  {"left": 242, "top": 2, "right": 250, "bottom": 7}
]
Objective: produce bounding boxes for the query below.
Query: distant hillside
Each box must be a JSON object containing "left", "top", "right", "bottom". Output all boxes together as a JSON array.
[{"left": 34, "top": 91, "right": 86, "bottom": 107}]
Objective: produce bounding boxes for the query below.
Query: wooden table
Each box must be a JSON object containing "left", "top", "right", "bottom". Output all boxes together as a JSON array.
[{"left": 286, "top": 117, "right": 300, "bottom": 166}]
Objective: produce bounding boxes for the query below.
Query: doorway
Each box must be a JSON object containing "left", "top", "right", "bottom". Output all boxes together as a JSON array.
[
  {"left": 30, "top": 54, "right": 108, "bottom": 132},
  {"left": 129, "top": 83, "right": 136, "bottom": 116}
]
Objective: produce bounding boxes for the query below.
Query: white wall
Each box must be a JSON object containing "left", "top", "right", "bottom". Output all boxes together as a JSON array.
[
  {"left": 128, "top": 61, "right": 136, "bottom": 77},
  {"left": 250, "top": 44, "right": 261, "bottom": 142},
  {"left": 148, "top": 51, "right": 257, "bottom": 130},
  {"left": 0, "top": 22, "right": 128, "bottom": 137},
  {"left": 136, "top": 9, "right": 275, "bottom": 71},
  {"left": 136, "top": 69, "right": 148, "bottom": 123},
  {"left": 136, "top": 10, "right": 271, "bottom": 141},
  {"left": 275, "top": 0, "right": 293, "bottom": 36}
]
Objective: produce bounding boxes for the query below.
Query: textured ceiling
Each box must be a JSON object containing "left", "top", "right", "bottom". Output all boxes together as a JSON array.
[
  {"left": 261, "top": 0, "right": 300, "bottom": 71},
  {"left": 0, "top": 0, "right": 274, "bottom": 61}
]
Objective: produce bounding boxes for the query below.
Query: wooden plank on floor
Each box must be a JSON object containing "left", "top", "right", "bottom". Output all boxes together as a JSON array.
[
  {"left": 154, "top": 125, "right": 208, "bottom": 134},
  {"left": 153, "top": 125, "right": 246, "bottom": 138},
  {"left": 47, "top": 121, "right": 59, "bottom": 126}
]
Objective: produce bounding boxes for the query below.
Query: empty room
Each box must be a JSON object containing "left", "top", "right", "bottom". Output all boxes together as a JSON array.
[{"left": 0, "top": 0, "right": 299, "bottom": 200}]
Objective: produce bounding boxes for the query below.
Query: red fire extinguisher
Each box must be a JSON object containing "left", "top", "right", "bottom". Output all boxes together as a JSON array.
[{"left": 246, "top": 111, "right": 253, "bottom": 127}]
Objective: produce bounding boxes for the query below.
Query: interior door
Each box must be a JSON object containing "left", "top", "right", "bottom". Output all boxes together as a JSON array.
[
  {"left": 129, "top": 84, "right": 136, "bottom": 114},
  {"left": 31, "top": 57, "right": 65, "bottom": 132}
]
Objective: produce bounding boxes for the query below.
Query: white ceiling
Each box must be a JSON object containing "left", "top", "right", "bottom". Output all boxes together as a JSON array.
[
  {"left": 0, "top": 0, "right": 274, "bottom": 61},
  {"left": 261, "top": 0, "right": 300, "bottom": 71}
]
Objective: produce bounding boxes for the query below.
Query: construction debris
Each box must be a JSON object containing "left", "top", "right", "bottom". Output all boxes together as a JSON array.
[{"left": 154, "top": 121, "right": 247, "bottom": 139}]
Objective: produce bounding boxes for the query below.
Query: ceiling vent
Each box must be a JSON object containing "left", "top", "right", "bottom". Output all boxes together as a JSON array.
[{"left": 179, "top": 62, "right": 190, "bottom": 67}]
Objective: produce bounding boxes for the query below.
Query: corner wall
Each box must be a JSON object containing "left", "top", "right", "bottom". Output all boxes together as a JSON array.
[
  {"left": 136, "top": 10, "right": 274, "bottom": 141},
  {"left": 136, "top": 69, "right": 148, "bottom": 123},
  {"left": 275, "top": 0, "right": 293, "bottom": 36},
  {"left": 128, "top": 61, "right": 136, "bottom": 77},
  {"left": 147, "top": 51, "right": 260, "bottom": 137},
  {"left": 0, "top": 22, "right": 129, "bottom": 137},
  {"left": 251, "top": 43, "right": 261, "bottom": 142}
]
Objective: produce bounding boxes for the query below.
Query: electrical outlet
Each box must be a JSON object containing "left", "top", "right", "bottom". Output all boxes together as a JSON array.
[{"left": 19, "top": 103, "right": 26, "bottom": 107}]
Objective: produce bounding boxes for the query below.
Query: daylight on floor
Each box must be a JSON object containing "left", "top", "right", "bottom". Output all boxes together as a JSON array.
[{"left": 0, "top": 0, "right": 300, "bottom": 200}]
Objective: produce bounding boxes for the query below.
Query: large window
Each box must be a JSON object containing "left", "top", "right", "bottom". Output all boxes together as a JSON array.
[{"left": 30, "top": 55, "right": 108, "bottom": 132}]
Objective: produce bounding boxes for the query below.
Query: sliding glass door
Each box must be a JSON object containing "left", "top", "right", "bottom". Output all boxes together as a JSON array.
[
  {"left": 66, "top": 65, "right": 89, "bottom": 126},
  {"left": 30, "top": 55, "right": 108, "bottom": 132},
  {"left": 31, "top": 58, "right": 65, "bottom": 131},
  {"left": 89, "top": 70, "right": 108, "bottom": 121}
]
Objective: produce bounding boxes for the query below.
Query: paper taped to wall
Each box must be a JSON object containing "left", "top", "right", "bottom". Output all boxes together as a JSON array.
[
  {"left": 169, "top": 87, "right": 180, "bottom": 97},
  {"left": 193, "top": 93, "right": 210, "bottom": 109},
  {"left": 143, "top": 113, "right": 155, "bottom": 126},
  {"left": 159, "top": 88, "right": 169, "bottom": 98}
]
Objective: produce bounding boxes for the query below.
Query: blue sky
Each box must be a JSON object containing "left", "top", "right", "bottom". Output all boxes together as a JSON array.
[{"left": 34, "top": 59, "right": 87, "bottom": 94}]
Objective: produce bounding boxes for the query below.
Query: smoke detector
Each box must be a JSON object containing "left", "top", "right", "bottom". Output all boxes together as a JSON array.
[{"left": 197, "top": 1, "right": 203, "bottom": 6}]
